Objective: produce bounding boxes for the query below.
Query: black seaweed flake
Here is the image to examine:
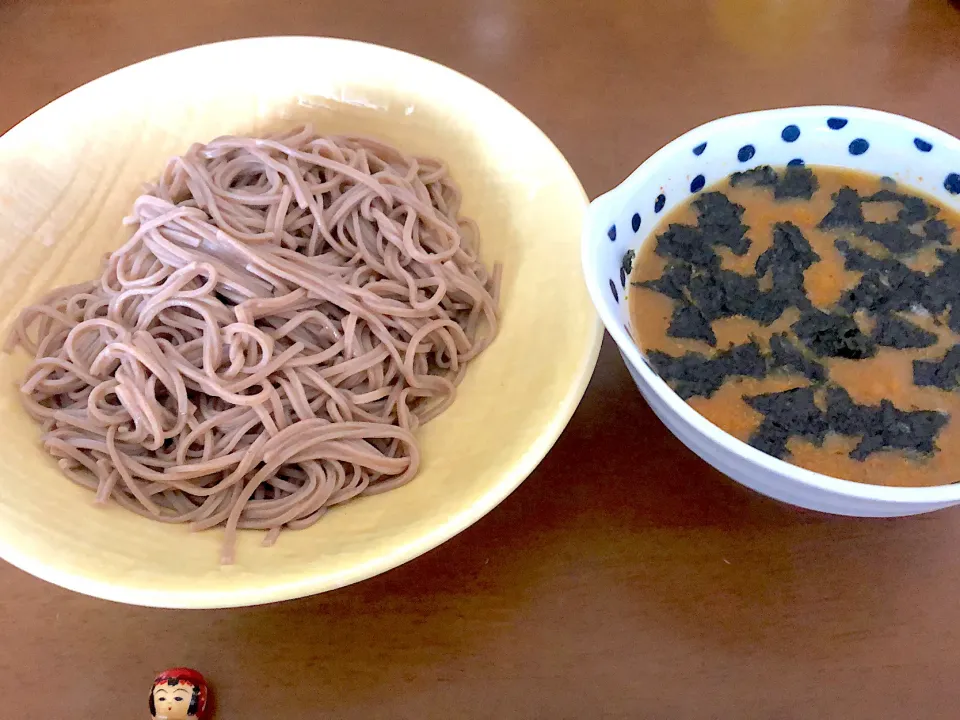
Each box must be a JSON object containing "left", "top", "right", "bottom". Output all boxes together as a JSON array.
[
  {"left": 860, "top": 221, "right": 928, "bottom": 255},
  {"left": 823, "top": 386, "right": 871, "bottom": 437},
  {"left": 746, "top": 291, "right": 792, "bottom": 326},
  {"left": 872, "top": 314, "right": 938, "bottom": 349},
  {"left": 715, "top": 341, "right": 768, "bottom": 379},
  {"left": 667, "top": 303, "right": 717, "bottom": 346},
  {"left": 899, "top": 196, "right": 932, "bottom": 225},
  {"left": 730, "top": 165, "right": 819, "bottom": 201},
  {"left": 769, "top": 332, "right": 828, "bottom": 382},
  {"left": 754, "top": 222, "right": 819, "bottom": 312},
  {"left": 948, "top": 307, "right": 960, "bottom": 336},
  {"left": 745, "top": 387, "right": 829, "bottom": 459},
  {"left": 756, "top": 222, "right": 821, "bottom": 276},
  {"left": 914, "top": 344, "right": 960, "bottom": 390},
  {"left": 922, "top": 249, "right": 960, "bottom": 314},
  {"left": 836, "top": 241, "right": 960, "bottom": 337},
  {"left": 837, "top": 190, "right": 945, "bottom": 255},
  {"left": 686, "top": 269, "right": 761, "bottom": 320},
  {"left": 730, "top": 165, "right": 778, "bottom": 189},
  {"left": 655, "top": 224, "right": 719, "bottom": 268},
  {"left": 835, "top": 240, "right": 895, "bottom": 273},
  {"left": 835, "top": 242, "right": 927, "bottom": 315},
  {"left": 774, "top": 165, "right": 819, "bottom": 201},
  {"left": 792, "top": 308, "right": 876, "bottom": 360},
  {"left": 621, "top": 249, "right": 636, "bottom": 277},
  {"left": 825, "top": 386, "right": 948, "bottom": 460},
  {"left": 653, "top": 192, "right": 750, "bottom": 268},
  {"left": 692, "top": 191, "right": 751, "bottom": 256},
  {"left": 863, "top": 189, "right": 937, "bottom": 225},
  {"left": 646, "top": 341, "right": 766, "bottom": 400},
  {"left": 864, "top": 189, "right": 901, "bottom": 203},
  {"left": 634, "top": 263, "right": 692, "bottom": 301},
  {"left": 819, "top": 187, "right": 864, "bottom": 230},
  {"left": 839, "top": 271, "right": 891, "bottom": 314},
  {"left": 746, "top": 386, "right": 949, "bottom": 462},
  {"left": 647, "top": 351, "right": 722, "bottom": 400},
  {"left": 924, "top": 218, "right": 952, "bottom": 246},
  {"left": 839, "top": 270, "right": 927, "bottom": 316}
]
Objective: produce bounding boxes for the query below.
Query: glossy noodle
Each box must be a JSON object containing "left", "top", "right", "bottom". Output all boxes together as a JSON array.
[{"left": 6, "top": 126, "right": 501, "bottom": 563}]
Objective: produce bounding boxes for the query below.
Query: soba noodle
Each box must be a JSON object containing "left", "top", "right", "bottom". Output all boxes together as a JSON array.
[{"left": 6, "top": 125, "right": 500, "bottom": 563}]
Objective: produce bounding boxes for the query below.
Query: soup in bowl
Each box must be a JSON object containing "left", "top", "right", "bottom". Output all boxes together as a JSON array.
[{"left": 582, "top": 106, "right": 960, "bottom": 516}]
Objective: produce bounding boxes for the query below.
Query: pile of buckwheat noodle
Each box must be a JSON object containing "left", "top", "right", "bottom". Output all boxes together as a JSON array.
[{"left": 7, "top": 125, "right": 501, "bottom": 563}]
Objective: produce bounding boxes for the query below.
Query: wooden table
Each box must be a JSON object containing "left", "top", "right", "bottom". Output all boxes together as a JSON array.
[{"left": 2, "top": 1, "right": 960, "bottom": 717}]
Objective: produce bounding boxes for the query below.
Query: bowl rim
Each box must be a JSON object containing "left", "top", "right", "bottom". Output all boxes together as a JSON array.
[
  {"left": 0, "top": 35, "right": 603, "bottom": 608},
  {"left": 583, "top": 104, "right": 960, "bottom": 504}
]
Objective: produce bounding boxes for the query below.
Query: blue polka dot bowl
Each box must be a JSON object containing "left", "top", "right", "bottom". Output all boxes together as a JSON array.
[{"left": 582, "top": 106, "right": 960, "bottom": 517}]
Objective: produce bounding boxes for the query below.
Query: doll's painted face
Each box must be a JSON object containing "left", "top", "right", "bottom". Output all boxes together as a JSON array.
[{"left": 151, "top": 680, "right": 196, "bottom": 719}]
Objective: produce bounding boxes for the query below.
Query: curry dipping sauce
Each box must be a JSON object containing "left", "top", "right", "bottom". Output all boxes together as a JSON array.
[{"left": 627, "top": 164, "right": 960, "bottom": 488}]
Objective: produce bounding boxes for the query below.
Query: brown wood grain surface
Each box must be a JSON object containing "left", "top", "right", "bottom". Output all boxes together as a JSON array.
[{"left": 2, "top": 0, "right": 960, "bottom": 717}]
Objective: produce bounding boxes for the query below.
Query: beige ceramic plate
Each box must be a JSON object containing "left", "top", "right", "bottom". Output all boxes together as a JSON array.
[{"left": 0, "top": 37, "right": 600, "bottom": 607}]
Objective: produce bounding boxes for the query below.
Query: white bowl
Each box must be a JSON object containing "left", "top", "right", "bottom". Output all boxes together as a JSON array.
[{"left": 582, "top": 106, "right": 960, "bottom": 517}]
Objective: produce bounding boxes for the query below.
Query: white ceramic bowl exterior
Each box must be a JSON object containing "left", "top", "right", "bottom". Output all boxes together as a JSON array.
[{"left": 583, "top": 106, "right": 960, "bottom": 516}]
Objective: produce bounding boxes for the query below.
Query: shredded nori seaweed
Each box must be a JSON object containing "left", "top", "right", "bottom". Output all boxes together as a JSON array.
[
  {"left": 655, "top": 224, "right": 719, "bottom": 268},
  {"left": 860, "top": 221, "right": 929, "bottom": 255},
  {"left": 667, "top": 303, "right": 717, "bottom": 346},
  {"left": 746, "top": 385, "right": 949, "bottom": 461},
  {"left": 774, "top": 165, "right": 819, "bottom": 201},
  {"left": 824, "top": 386, "right": 948, "bottom": 460},
  {"left": 820, "top": 186, "right": 948, "bottom": 255},
  {"left": 729, "top": 165, "right": 819, "bottom": 201},
  {"left": 646, "top": 341, "right": 767, "bottom": 400},
  {"left": 792, "top": 308, "right": 876, "bottom": 360},
  {"left": 730, "top": 166, "right": 778, "bottom": 189},
  {"left": 835, "top": 241, "right": 929, "bottom": 317},
  {"left": 922, "top": 248, "right": 960, "bottom": 314},
  {"left": 634, "top": 263, "right": 692, "bottom": 301},
  {"left": 686, "top": 269, "right": 761, "bottom": 321},
  {"left": 768, "top": 333, "right": 828, "bottom": 382},
  {"left": 692, "top": 191, "right": 751, "bottom": 256},
  {"left": 872, "top": 314, "right": 938, "bottom": 349},
  {"left": 863, "top": 189, "right": 937, "bottom": 225},
  {"left": 819, "top": 187, "right": 864, "bottom": 230},
  {"left": 754, "top": 222, "right": 819, "bottom": 313},
  {"left": 745, "top": 387, "right": 829, "bottom": 459},
  {"left": 914, "top": 344, "right": 960, "bottom": 390},
  {"left": 924, "top": 219, "right": 952, "bottom": 246}
]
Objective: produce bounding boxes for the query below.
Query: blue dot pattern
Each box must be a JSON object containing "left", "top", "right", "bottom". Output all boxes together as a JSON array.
[
  {"left": 605, "top": 114, "right": 960, "bottom": 308},
  {"left": 781, "top": 125, "right": 801, "bottom": 142},
  {"left": 849, "top": 138, "right": 870, "bottom": 155}
]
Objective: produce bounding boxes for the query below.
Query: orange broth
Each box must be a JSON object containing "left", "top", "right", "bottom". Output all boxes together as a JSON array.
[{"left": 628, "top": 166, "right": 960, "bottom": 487}]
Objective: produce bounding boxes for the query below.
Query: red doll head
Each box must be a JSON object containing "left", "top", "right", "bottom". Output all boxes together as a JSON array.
[{"left": 148, "top": 668, "right": 210, "bottom": 720}]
